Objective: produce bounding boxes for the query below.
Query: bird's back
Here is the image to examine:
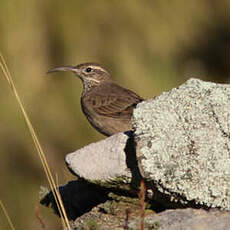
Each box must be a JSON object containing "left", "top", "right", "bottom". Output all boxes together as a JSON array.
[{"left": 81, "top": 81, "right": 143, "bottom": 136}]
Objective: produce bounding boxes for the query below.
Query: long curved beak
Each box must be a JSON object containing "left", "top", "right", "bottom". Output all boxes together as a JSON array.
[{"left": 47, "top": 66, "right": 76, "bottom": 74}]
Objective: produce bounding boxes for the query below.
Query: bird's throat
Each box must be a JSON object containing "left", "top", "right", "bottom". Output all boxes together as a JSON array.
[{"left": 81, "top": 79, "right": 99, "bottom": 95}]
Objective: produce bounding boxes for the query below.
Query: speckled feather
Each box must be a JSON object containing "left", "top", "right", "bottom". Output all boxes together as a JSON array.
[{"left": 83, "top": 81, "right": 143, "bottom": 119}]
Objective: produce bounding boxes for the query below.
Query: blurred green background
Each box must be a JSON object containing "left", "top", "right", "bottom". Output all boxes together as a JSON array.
[{"left": 1, "top": 0, "right": 230, "bottom": 229}]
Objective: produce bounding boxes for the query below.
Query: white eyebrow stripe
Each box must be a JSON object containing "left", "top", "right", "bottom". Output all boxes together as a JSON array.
[{"left": 89, "top": 66, "right": 106, "bottom": 72}]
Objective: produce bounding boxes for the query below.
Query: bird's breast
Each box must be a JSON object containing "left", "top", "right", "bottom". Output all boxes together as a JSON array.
[{"left": 80, "top": 98, "right": 132, "bottom": 136}]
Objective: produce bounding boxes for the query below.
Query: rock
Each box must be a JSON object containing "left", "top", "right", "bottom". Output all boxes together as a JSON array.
[
  {"left": 70, "top": 196, "right": 149, "bottom": 230},
  {"left": 128, "top": 208, "right": 230, "bottom": 230},
  {"left": 65, "top": 78, "right": 230, "bottom": 210},
  {"left": 42, "top": 78, "right": 230, "bottom": 229},
  {"left": 65, "top": 131, "right": 141, "bottom": 191},
  {"left": 133, "top": 78, "right": 230, "bottom": 210}
]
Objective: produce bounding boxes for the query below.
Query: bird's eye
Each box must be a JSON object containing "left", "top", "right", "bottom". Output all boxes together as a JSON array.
[{"left": 85, "top": 67, "right": 92, "bottom": 73}]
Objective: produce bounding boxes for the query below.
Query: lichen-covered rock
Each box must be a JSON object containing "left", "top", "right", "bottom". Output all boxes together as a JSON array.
[{"left": 133, "top": 78, "right": 230, "bottom": 210}]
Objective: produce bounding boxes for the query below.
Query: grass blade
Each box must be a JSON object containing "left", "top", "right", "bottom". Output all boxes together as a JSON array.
[
  {"left": 0, "top": 200, "right": 16, "bottom": 230},
  {"left": 0, "top": 53, "right": 71, "bottom": 230}
]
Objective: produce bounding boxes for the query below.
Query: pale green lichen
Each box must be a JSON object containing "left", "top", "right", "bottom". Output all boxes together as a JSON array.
[
  {"left": 133, "top": 78, "right": 230, "bottom": 210},
  {"left": 77, "top": 219, "right": 100, "bottom": 230}
]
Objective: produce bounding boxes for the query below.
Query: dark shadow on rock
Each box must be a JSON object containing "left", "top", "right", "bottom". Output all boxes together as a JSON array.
[
  {"left": 40, "top": 180, "right": 109, "bottom": 220},
  {"left": 124, "top": 131, "right": 142, "bottom": 191}
]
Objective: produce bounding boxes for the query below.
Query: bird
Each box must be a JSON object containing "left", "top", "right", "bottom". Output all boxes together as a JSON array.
[{"left": 47, "top": 63, "right": 143, "bottom": 136}]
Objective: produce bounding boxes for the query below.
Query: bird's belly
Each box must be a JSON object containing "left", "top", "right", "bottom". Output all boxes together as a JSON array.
[{"left": 86, "top": 113, "right": 132, "bottom": 136}]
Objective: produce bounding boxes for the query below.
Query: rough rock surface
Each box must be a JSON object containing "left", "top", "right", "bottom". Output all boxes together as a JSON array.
[
  {"left": 66, "top": 132, "right": 131, "bottom": 183},
  {"left": 41, "top": 182, "right": 230, "bottom": 230},
  {"left": 69, "top": 204, "right": 230, "bottom": 230},
  {"left": 133, "top": 78, "right": 230, "bottom": 210},
  {"left": 65, "top": 131, "right": 141, "bottom": 190},
  {"left": 128, "top": 208, "right": 230, "bottom": 230}
]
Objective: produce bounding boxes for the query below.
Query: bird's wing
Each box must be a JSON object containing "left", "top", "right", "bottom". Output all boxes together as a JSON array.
[{"left": 84, "top": 83, "right": 143, "bottom": 119}]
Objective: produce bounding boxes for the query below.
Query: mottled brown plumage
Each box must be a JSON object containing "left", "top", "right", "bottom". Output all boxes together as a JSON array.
[{"left": 47, "top": 63, "right": 143, "bottom": 136}]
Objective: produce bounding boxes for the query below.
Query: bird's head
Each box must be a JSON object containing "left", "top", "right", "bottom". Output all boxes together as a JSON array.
[{"left": 47, "top": 63, "right": 111, "bottom": 87}]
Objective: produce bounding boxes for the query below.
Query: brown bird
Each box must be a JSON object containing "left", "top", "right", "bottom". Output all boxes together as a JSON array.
[{"left": 47, "top": 63, "right": 143, "bottom": 136}]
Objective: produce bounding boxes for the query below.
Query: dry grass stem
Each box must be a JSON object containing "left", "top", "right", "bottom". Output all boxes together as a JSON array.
[
  {"left": 0, "top": 53, "right": 71, "bottom": 230},
  {"left": 35, "top": 205, "right": 46, "bottom": 229},
  {"left": 0, "top": 200, "right": 16, "bottom": 230},
  {"left": 138, "top": 179, "right": 146, "bottom": 230}
]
